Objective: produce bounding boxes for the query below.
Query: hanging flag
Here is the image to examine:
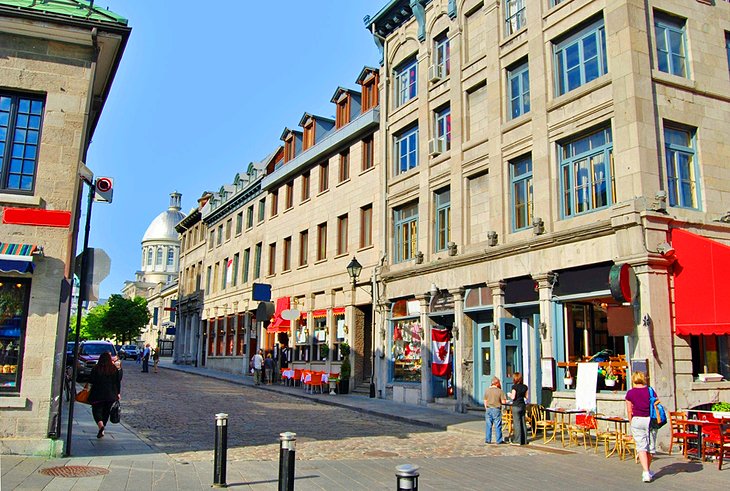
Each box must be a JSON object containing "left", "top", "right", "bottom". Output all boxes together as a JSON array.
[
  {"left": 432, "top": 328, "right": 451, "bottom": 378},
  {"left": 226, "top": 257, "right": 233, "bottom": 286}
]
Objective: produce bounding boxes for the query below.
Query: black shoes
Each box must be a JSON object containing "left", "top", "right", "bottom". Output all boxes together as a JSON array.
[{"left": 97, "top": 426, "right": 104, "bottom": 438}]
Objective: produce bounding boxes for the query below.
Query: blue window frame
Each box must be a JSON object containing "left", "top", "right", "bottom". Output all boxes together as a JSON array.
[
  {"left": 655, "top": 13, "right": 688, "bottom": 78},
  {"left": 394, "top": 57, "right": 418, "bottom": 107},
  {"left": 434, "top": 188, "right": 451, "bottom": 252},
  {"left": 559, "top": 126, "right": 614, "bottom": 217},
  {"left": 510, "top": 155, "right": 533, "bottom": 231},
  {"left": 726, "top": 32, "right": 730, "bottom": 76},
  {"left": 505, "top": 0, "right": 526, "bottom": 36},
  {"left": 435, "top": 106, "right": 451, "bottom": 150},
  {"left": 554, "top": 19, "right": 607, "bottom": 95},
  {"left": 0, "top": 93, "right": 44, "bottom": 193},
  {"left": 434, "top": 33, "right": 450, "bottom": 77},
  {"left": 664, "top": 125, "right": 699, "bottom": 209},
  {"left": 394, "top": 202, "right": 418, "bottom": 263},
  {"left": 508, "top": 61, "right": 530, "bottom": 119},
  {"left": 395, "top": 126, "right": 418, "bottom": 175}
]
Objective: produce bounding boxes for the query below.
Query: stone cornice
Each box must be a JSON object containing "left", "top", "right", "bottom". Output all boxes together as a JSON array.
[{"left": 202, "top": 180, "right": 262, "bottom": 226}]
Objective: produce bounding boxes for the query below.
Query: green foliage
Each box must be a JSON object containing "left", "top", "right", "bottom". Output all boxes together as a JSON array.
[
  {"left": 340, "top": 342, "right": 351, "bottom": 379},
  {"left": 80, "top": 304, "right": 109, "bottom": 339},
  {"left": 102, "top": 294, "right": 150, "bottom": 344},
  {"left": 712, "top": 401, "right": 730, "bottom": 412}
]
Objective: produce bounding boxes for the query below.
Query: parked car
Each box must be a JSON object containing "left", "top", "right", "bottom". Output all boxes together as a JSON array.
[
  {"left": 75, "top": 340, "right": 119, "bottom": 382},
  {"left": 118, "top": 344, "right": 140, "bottom": 360}
]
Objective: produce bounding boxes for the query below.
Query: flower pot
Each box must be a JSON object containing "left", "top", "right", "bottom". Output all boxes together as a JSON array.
[
  {"left": 564, "top": 377, "right": 574, "bottom": 387},
  {"left": 605, "top": 379, "right": 617, "bottom": 387}
]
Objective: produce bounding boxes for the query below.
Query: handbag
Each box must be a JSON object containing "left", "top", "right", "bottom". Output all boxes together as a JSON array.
[
  {"left": 110, "top": 400, "right": 121, "bottom": 424},
  {"left": 648, "top": 386, "right": 667, "bottom": 429},
  {"left": 75, "top": 384, "right": 90, "bottom": 404}
]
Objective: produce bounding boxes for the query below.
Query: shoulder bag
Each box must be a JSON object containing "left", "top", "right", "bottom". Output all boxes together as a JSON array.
[
  {"left": 75, "top": 384, "right": 90, "bottom": 404},
  {"left": 648, "top": 386, "right": 667, "bottom": 429},
  {"left": 110, "top": 400, "right": 121, "bottom": 424}
]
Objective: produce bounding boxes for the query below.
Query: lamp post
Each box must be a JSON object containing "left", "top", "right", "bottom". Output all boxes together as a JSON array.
[{"left": 346, "top": 257, "right": 376, "bottom": 398}]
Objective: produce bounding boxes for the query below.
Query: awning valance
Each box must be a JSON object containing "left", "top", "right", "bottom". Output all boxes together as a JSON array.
[
  {"left": 267, "top": 297, "right": 290, "bottom": 333},
  {"left": 0, "top": 242, "right": 41, "bottom": 274},
  {"left": 673, "top": 229, "right": 730, "bottom": 336}
]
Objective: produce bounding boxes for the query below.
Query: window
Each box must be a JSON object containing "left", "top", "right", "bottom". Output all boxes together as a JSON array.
[
  {"left": 508, "top": 61, "right": 530, "bottom": 119},
  {"left": 147, "top": 249, "right": 153, "bottom": 266},
  {"left": 0, "top": 93, "right": 44, "bottom": 193},
  {"left": 434, "top": 32, "right": 450, "bottom": 77},
  {"left": 167, "top": 248, "right": 174, "bottom": 267},
  {"left": 254, "top": 243, "right": 262, "bottom": 279},
  {"left": 221, "top": 258, "right": 228, "bottom": 290},
  {"left": 268, "top": 243, "right": 276, "bottom": 276},
  {"left": 362, "top": 136, "right": 374, "bottom": 171},
  {"left": 391, "top": 299, "right": 423, "bottom": 383},
  {"left": 394, "top": 202, "right": 418, "bottom": 263},
  {"left": 435, "top": 106, "right": 451, "bottom": 150},
  {"left": 156, "top": 248, "right": 163, "bottom": 266},
  {"left": 360, "top": 204, "right": 373, "bottom": 248},
  {"left": 213, "top": 262, "right": 220, "bottom": 292},
  {"left": 337, "top": 214, "right": 348, "bottom": 256},
  {"left": 361, "top": 72, "right": 379, "bottom": 111},
  {"left": 690, "top": 335, "right": 730, "bottom": 382},
  {"left": 208, "top": 231, "right": 214, "bottom": 250},
  {"left": 283, "top": 237, "right": 292, "bottom": 271},
  {"left": 216, "top": 225, "right": 223, "bottom": 246},
  {"left": 285, "top": 181, "right": 293, "bottom": 210},
  {"left": 0, "top": 280, "right": 30, "bottom": 392},
  {"left": 336, "top": 96, "right": 350, "bottom": 128},
  {"left": 510, "top": 155, "right": 533, "bottom": 231},
  {"left": 317, "top": 222, "right": 327, "bottom": 261},
  {"left": 246, "top": 205, "right": 254, "bottom": 228},
  {"left": 664, "top": 125, "right": 699, "bottom": 209},
  {"left": 655, "top": 13, "right": 688, "bottom": 78},
  {"left": 394, "top": 57, "right": 417, "bottom": 107},
  {"left": 235, "top": 212, "right": 243, "bottom": 235},
  {"left": 206, "top": 266, "right": 212, "bottom": 294},
  {"left": 243, "top": 248, "right": 250, "bottom": 283},
  {"left": 270, "top": 190, "right": 278, "bottom": 217},
  {"left": 395, "top": 126, "right": 418, "bottom": 175},
  {"left": 726, "top": 32, "right": 730, "bottom": 77},
  {"left": 301, "top": 171, "right": 310, "bottom": 201},
  {"left": 434, "top": 188, "right": 451, "bottom": 252},
  {"left": 319, "top": 162, "right": 329, "bottom": 192},
  {"left": 284, "top": 134, "right": 296, "bottom": 162},
  {"left": 225, "top": 218, "right": 232, "bottom": 241},
  {"left": 299, "top": 230, "right": 308, "bottom": 266},
  {"left": 559, "top": 126, "right": 615, "bottom": 217},
  {"left": 555, "top": 19, "right": 607, "bottom": 95},
  {"left": 232, "top": 253, "right": 239, "bottom": 287},
  {"left": 505, "top": 0, "right": 526, "bottom": 36},
  {"left": 258, "top": 198, "right": 265, "bottom": 223},
  {"left": 303, "top": 119, "right": 315, "bottom": 149},
  {"left": 339, "top": 150, "right": 350, "bottom": 182}
]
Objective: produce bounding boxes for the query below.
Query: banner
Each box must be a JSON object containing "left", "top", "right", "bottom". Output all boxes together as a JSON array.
[{"left": 431, "top": 328, "right": 451, "bottom": 378}]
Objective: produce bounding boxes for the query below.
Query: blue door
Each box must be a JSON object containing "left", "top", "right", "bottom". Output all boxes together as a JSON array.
[
  {"left": 501, "top": 318, "right": 522, "bottom": 394},
  {"left": 475, "top": 321, "right": 495, "bottom": 403}
]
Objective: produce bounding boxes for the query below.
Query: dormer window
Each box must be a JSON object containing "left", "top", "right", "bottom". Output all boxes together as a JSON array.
[
  {"left": 303, "top": 118, "right": 315, "bottom": 150},
  {"left": 284, "top": 133, "right": 296, "bottom": 162},
  {"left": 336, "top": 93, "right": 351, "bottom": 129},
  {"left": 359, "top": 69, "right": 380, "bottom": 112}
]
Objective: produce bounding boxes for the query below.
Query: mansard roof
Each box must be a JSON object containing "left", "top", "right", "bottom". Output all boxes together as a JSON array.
[
  {"left": 279, "top": 126, "right": 303, "bottom": 141},
  {"left": 298, "top": 112, "right": 335, "bottom": 127},
  {"left": 330, "top": 87, "right": 361, "bottom": 104},
  {"left": 356, "top": 66, "right": 380, "bottom": 84}
]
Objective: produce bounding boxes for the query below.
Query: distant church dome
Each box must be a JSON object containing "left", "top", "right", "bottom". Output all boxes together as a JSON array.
[{"left": 143, "top": 192, "right": 186, "bottom": 242}]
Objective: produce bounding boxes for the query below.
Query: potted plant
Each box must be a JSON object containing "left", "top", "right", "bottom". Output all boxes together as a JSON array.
[
  {"left": 320, "top": 344, "right": 329, "bottom": 361},
  {"left": 711, "top": 401, "right": 730, "bottom": 419},
  {"left": 564, "top": 371, "right": 574, "bottom": 388},
  {"left": 338, "top": 342, "right": 351, "bottom": 394},
  {"left": 604, "top": 368, "right": 618, "bottom": 387}
]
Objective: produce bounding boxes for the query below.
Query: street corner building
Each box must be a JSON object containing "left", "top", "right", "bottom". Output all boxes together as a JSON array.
[{"left": 0, "top": 1, "right": 130, "bottom": 456}]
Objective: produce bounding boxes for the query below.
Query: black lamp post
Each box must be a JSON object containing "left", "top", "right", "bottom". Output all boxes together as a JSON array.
[{"left": 346, "top": 257, "right": 376, "bottom": 398}]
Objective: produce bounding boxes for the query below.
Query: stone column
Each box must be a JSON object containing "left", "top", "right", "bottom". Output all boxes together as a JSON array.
[
  {"left": 243, "top": 310, "right": 251, "bottom": 374},
  {"left": 450, "top": 287, "right": 466, "bottom": 413},
  {"left": 488, "top": 280, "right": 506, "bottom": 382},
  {"left": 376, "top": 300, "right": 391, "bottom": 399},
  {"left": 417, "top": 293, "right": 432, "bottom": 404}
]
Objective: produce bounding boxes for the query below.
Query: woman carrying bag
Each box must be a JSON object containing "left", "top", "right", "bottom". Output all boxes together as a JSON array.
[
  {"left": 625, "top": 371, "right": 659, "bottom": 483},
  {"left": 88, "top": 351, "right": 122, "bottom": 438}
]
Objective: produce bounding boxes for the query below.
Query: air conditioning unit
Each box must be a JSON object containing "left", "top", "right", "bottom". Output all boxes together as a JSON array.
[
  {"left": 428, "top": 138, "right": 445, "bottom": 156},
  {"left": 428, "top": 64, "right": 442, "bottom": 82}
]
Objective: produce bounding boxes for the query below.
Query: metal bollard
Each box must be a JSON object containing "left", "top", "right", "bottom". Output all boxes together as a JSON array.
[
  {"left": 278, "top": 432, "right": 296, "bottom": 491},
  {"left": 213, "top": 413, "right": 228, "bottom": 488},
  {"left": 395, "top": 464, "right": 419, "bottom": 491}
]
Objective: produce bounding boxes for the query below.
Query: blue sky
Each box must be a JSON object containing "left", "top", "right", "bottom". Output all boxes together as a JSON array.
[{"left": 85, "top": 1, "right": 383, "bottom": 299}]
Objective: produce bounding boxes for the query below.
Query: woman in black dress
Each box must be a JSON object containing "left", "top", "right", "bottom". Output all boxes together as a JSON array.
[
  {"left": 507, "top": 372, "right": 529, "bottom": 445},
  {"left": 88, "top": 351, "right": 122, "bottom": 438}
]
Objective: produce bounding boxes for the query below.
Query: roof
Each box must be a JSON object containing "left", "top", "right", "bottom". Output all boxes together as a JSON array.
[{"left": 0, "top": 0, "right": 128, "bottom": 25}]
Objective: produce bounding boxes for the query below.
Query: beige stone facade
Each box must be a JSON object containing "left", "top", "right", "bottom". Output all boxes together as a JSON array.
[{"left": 0, "top": 4, "right": 129, "bottom": 455}]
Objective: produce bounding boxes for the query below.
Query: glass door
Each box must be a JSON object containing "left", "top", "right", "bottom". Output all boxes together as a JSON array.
[
  {"left": 475, "top": 321, "right": 495, "bottom": 403},
  {"left": 501, "top": 318, "right": 522, "bottom": 394}
]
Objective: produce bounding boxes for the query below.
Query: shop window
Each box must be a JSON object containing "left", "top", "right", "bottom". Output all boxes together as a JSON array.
[
  {"left": 313, "top": 316, "right": 329, "bottom": 361},
  {"left": 690, "top": 335, "right": 730, "bottom": 381},
  {"left": 507, "top": 61, "right": 530, "bottom": 119},
  {"left": 394, "top": 202, "right": 418, "bottom": 263},
  {"left": 0, "top": 93, "right": 44, "bottom": 193},
  {"left": 207, "top": 322, "right": 215, "bottom": 356},
  {"left": 216, "top": 318, "right": 225, "bottom": 356},
  {"left": 0, "top": 280, "right": 29, "bottom": 392},
  {"left": 554, "top": 18, "right": 607, "bottom": 96},
  {"left": 434, "top": 188, "right": 450, "bottom": 252},
  {"left": 510, "top": 154, "right": 533, "bottom": 231},
  {"left": 394, "top": 57, "right": 418, "bottom": 107},
  {"left": 394, "top": 126, "right": 418, "bottom": 176},
  {"left": 295, "top": 315, "right": 309, "bottom": 362},
  {"left": 226, "top": 315, "right": 234, "bottom": 356},
  {"left": 391, "top": 299, "right": 423, "bottom": 383},
  {"left": 664, "top": 124, "right": 699, "bottom": 209},
  {"left": 654, "top": 12, "right": 688, "bottom": 78},
  {"left": 334, "top": 312, "right": 346, "bottom": 361},
  {"left": 236, "top": 313, "right": 246, "bottom": 356}
]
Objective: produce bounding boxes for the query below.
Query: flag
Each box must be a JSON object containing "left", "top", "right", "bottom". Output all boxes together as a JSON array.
[
  {"left": 226, "top": 257, "right": 233, "bottom": 286},
  {"left": 432, "top": 328, "right": 451, "bottom": 378}
]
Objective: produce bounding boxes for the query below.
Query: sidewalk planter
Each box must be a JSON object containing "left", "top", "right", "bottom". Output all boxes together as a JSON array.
[{"left": 338, "top": 379, "right": 350, "bottom": 394}]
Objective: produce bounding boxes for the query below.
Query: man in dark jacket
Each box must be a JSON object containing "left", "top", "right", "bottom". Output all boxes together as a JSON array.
[{"left": 141, "top": 343, "right": 151, "bottom": 373}]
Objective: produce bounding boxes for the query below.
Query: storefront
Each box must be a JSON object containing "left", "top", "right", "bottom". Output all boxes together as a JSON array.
[{"left": 0, "top": 279, "right": 30, "bottom": 393}]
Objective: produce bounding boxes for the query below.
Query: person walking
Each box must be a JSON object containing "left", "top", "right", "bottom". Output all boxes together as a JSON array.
[
  {"left": 252, "top": 349, "right": 264, "bottom": 386},
  {"left": 264, "top": 353, "right": 275, "bottom": 385},
  {"left": 507, "top": 372, "right": 529, "bottom": 445},
  {"left": 141, "top": 343, "right": 151, "bottom": 373},
  {"left": 625, "top": 371, "right": 658, "bottom": 483},
  {"left": 484, "top": 376, "right": 507, "bottom": 444},
  {"left": 88, "top": 351, "right": 122, "bottom": 439},
  {"left": 152, "top": 347, "right": 160, "bottom": 373}
]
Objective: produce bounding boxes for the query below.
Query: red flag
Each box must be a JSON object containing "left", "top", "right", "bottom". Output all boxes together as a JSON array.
[{"left": 431, "top": 328, "right": 451, "bottom": 378}]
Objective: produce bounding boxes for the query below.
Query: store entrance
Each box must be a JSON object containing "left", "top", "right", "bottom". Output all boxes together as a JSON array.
[
  {"left": 475, "top": 320, "right": 495, "bottom": 403},
  {"left": 501, "top": 318, "right": 522, "bottom": 394}
]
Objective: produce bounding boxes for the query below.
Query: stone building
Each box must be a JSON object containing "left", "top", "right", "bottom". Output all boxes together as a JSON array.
[
  {"left": 363, "top": 0, "right": 730, "bottom": 417},
  {"left": 0, "top": 1, "right": 129, "bottom": 455}
]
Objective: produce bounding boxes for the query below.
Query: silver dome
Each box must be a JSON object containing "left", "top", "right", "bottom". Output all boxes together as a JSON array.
[{"left": 142, "top": 193, "right": 186, "bottom": 242}]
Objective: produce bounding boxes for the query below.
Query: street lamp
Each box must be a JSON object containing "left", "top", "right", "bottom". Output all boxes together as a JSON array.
[
  {"left": 346, "top": 257, "right": 363, "bottom": 288},
  {"left": 345, "top": 256, "right": 376, "bottom": 398}
]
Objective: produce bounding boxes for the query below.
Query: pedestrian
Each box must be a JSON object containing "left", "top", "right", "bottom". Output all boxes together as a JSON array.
[
  {"left": 141, "top": 343, "right": 151, "bottom": 373},
  {"left": 152, "top": 346, "right": 160, "bottom": 373},
  {"left": 264, "top": 353, "right": 274, "bottom": 385},
  {"left": 625, "top": 371, "right": 658, "bottom": 483},
  {"left": 135, "top": 344, "right": 142, "bottom": 364},
  {"left": 484, "top": 376, "right": 506, "bottom": 444},
  {"left": 507, "top": 372, "right": 529, "bottom": 445},
  {"left": 252, "top": 349, "right": 264, "bottom": 386},
  {"left": 88, "top": 351, "right": 122, "bottom": 439}
]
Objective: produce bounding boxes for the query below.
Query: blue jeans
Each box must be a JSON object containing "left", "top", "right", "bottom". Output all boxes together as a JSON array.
[
  {"left": 485, "top": 407, "right": 503, "bottom": 443},
  {"left": 512, "top": 405, "right": 528, "bottom": 444}
]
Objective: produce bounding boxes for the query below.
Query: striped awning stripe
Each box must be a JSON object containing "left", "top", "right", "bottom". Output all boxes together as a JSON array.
[{"left": 0, "top": 242, "right": 39, "bottom": 261}]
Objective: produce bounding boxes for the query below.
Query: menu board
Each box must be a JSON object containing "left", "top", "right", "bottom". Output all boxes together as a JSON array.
[
  {"left": 541, "top": 357, "right": 555, "bottom": 390},
  {"left": 576, "top": 362, "right": 598, "bottom": 411}
]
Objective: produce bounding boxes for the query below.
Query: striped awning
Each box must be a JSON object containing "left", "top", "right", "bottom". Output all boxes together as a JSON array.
[{"left": 0, "top": 242, "right": 41, "bottom": 273}]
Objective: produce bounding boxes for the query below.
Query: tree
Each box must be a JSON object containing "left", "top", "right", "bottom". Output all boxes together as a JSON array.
[
  {"left": 102, "top": 294, "right": 150, "bottom": 344},
  {"left": 80, "top": 303, "right": 108, "bottom": 340}
]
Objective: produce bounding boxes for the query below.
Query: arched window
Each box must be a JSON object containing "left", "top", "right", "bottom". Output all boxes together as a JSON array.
[
  {"left": 146, "top": 249, "right": 153, "bottom": 266},
  {"left": 156, "top": 248, "right": 163, "bottom": 266},
  {"left": 167, "top": 248, "right": 175, "bottom": 266}
]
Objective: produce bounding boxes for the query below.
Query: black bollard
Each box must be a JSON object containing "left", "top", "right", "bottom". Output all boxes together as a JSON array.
[
  {"left": 278, "top": 431, "right": 296, "bottom": 491},
  {"left": 213, "top": 413, "right": 228, "bottom": 488},
  {"left": 395, "top": 464, "right": 419, "bottom": 491}
]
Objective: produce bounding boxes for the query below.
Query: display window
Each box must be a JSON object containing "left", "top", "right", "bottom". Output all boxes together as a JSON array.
[
  {"left": 295, "top": 315, "right": 309, "bottom": 361},
  {"left": 391, "top": 298, "right": 423, "bottom": 383},
  {"left": 334, "top": 312, "right": 346, "bottom": 360},
  {"left": 0, "top": 279, "right": 29, "bottom": 392},
  {"left": 313, "top": 316, "right": 328, "bottom": 361}
]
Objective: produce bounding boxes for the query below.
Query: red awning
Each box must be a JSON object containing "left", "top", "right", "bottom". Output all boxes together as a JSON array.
[
  {"left": 673, "top": 229, "right": 730, "bottom": 336},
  {"left": 267, "top": 297, "right": 291, "bottom": 333}
]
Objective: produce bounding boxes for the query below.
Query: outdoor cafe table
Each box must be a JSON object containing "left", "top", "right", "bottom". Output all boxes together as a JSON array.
[
  {"left": 282, "top": 369, "right": 295, "bottom": 385},
  {"left": 678, "top": 410, "right": 721, "bottom": 461},
  {"left": 544, "top": 407, "right": 585, "bottom": 447},
  {"left": 595, "top": 415, "right": 629, "bottom": 458},
  {"left": 301, "top": 371, "right": 329, "bottom": 392}
]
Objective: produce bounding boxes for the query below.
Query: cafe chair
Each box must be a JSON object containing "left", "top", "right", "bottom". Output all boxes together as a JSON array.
[
  {"left": 532, "top": 405, "right": 557, "bottom": 443},
  {"left": 701, "top": 418, "right": 730, "bottom": 468},
  {"left": 669, "top": 411, "right": 698, "bottom": 456},
  {"left": 502, "top": 405, "right": 514, "bottom": 442},
  {"left": 568, "top": 414, "right": 597, "bottom": 449},
  {"left": 304, "top": 372, "right": 324, "bottom": 394},
  {"left": 595, "top": 415, "right": 621, "bottom": 458},
  {"left": 620, "top": 433, "right": 637, "bottom": 462}
]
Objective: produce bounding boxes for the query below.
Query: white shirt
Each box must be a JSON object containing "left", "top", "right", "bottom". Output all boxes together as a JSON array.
[{"left": 252, "top": 353, "right": 263, "bottom": 370}]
